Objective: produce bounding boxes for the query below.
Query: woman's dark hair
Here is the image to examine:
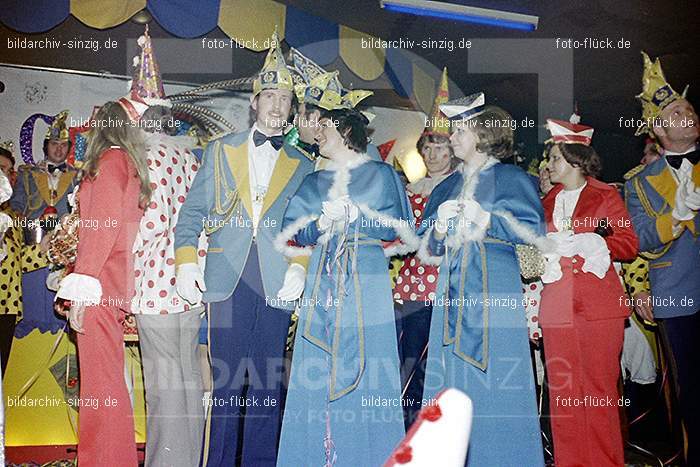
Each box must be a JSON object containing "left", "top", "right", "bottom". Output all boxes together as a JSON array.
[
  {"left": 471, "top": 106, "right": 514, "bottom": 160},
  {"left": 0, "top": 147, "right": 15, "bottom": 166},
  {"left": 321, "top": 108, "right": 370, "bottom": 153},
  {"left": 547, "top": 141, "right": 602, "bottom": 178}
]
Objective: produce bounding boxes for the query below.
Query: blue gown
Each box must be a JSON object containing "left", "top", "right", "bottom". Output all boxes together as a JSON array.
[
  {"left": 276, "top": 159, "right": 414, "bottom": 467},
  {"left": 419, "top": 161, "right": 545, "bottom": 467}
]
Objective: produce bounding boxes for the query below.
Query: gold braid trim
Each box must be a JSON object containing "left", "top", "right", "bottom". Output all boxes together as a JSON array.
[
  {"left": 631, "top": 176, "right": 672, "bottom": 260},
  {"left": 206, "top": 141, "right": 240, "bottom": 235}
]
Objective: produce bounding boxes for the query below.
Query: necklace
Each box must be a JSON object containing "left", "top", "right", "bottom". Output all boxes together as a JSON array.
[{"left": 248, "top": 144, "right": 269, "bottom": 204}]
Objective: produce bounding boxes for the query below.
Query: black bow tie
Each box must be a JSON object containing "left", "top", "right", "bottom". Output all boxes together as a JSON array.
[
  {"left": 299, "top": 141, "right": 319, "bottom": 157},
  {"left": 47, "top": 163, "right": 67, "bottom": 173},
  {"left": 666, "top": 150, "right": 700, "bottom": 170},
  {"left": 253, "top": 130, "right": 284, "bottom": 151}
]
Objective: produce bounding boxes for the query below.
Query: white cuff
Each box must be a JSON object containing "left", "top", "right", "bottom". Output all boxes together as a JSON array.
[
  {"left": 56, "top": 273, "right": 103, "bottom": 305},
  {"left": 672, "top": 206, "right": 694, "bottom": 222}
]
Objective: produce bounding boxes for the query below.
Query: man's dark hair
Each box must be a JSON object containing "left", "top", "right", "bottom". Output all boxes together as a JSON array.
[
  {"left": 321, "top": 108, "right": 370, "bottom": 153},
  {"left": 42, "top": 138, "right": 72, "bottom": 157},
  {"left": 416, "top": 132, "right": 451, "bottom": 152}
]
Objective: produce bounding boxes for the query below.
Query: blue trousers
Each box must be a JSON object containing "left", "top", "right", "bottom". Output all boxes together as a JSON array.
[
  {"left": 660, "top": 310, "right": 700, "bottom": 466},
  {"left": 204, "top": 247, "right": 291, "bottom": 467},
  {"left": 394, "top": 300, "right": 432, "bottom": 429}
]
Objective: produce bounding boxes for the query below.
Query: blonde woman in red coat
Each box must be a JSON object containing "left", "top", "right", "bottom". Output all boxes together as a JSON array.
[
  {"left": 539, "top": 118, "right": 638, "bottom": 467},
  {"left": 56, "top": 102, "right": 151, "bottom": 466}
]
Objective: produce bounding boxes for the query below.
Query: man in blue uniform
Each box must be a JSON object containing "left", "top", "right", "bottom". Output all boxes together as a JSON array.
[
  {"left": 624, "top": 51, "right": 700, "bottom": 465},
  {"left": 174, "top": 32, "right": 314, "bottom": 467}
]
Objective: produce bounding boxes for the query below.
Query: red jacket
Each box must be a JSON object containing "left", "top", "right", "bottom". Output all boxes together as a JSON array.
[
  {"left": 73, "top": 148, "right": 145, "bottom": 311},
  {"left": 540, "top": 177, "right": 638, "bottom": 325}
]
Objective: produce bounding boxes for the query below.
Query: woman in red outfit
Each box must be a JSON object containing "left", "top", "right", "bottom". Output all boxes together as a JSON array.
[
  {"left": 56, "top": 102, "right": 151, "bottom": 466},
  {"left": 539, "top": 118, "right": 638, "bottom": 467}
]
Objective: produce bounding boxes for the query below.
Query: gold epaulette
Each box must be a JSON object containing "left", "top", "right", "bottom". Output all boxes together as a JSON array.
[
  {"left": 624, "top": 164, "right": 646, "bottom": 180},
  {"left": 294, "top": 144, "right": 317, "bottom": 162}
]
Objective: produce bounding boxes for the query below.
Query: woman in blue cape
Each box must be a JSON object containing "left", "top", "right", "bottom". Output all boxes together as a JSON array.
[
  {"left": 418, "top": 100, "right": 546, "bottom": 466},
  {"left": 275, "top": 108, "right": 417, "bottom": 466}
]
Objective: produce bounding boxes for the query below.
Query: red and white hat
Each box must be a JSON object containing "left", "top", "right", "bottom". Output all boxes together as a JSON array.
[
  {"left": 545, "top": 113, "right": 594, "bottom": 146},
  {"left": 384, "top": 389, "right": 473, "bottom": 467}
]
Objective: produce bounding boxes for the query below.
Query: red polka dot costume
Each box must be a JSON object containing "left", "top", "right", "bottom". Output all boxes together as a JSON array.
[
  {"left": 522, "top": 280, "right": 543, "bottom": 341},
  {"left": 132, "top": 135, "right": 207, "bottom": 316},
  {"left": 393, "top": 185, "right": 442, "bottom": 303}
]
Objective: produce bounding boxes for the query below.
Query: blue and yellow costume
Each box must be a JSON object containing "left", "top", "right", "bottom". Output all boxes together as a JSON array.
[
  {"left": 275, "top": 157, "right": 417, "bottom": 466},
  {"left": 418, "top": 160, "right": 546, "bottom": 467}
]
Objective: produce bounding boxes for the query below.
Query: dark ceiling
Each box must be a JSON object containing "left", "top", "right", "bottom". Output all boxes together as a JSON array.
[{"left": 1, "top": 0, "right": 698, "bottom": 180}]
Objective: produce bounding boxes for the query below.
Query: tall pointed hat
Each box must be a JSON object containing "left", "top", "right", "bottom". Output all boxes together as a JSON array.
[
  {"left": 253, "top": 28, "right": 295, "bottom": 96},
  {"left": 120, "top": 24, "right": 170, "bottom": 121},
  {"left": 423, "top": 67, "right": 450, "bottom": 136},
  {"left": 635, "top": 51, "right": 688, "bottom": 136}
]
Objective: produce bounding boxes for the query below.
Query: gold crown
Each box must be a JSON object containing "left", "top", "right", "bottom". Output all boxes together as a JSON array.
[
  {"left": 252, "top": 29, "right": 295, "bottom": 96},
  {"left": 45, "top": 110, "right": 70, "bottom": 141},
  {"left": 298, "top": 70, "right": 372, "bottom": 111},
  {"left": 635, "top": 52, "right": 688, "bottom": 136}
]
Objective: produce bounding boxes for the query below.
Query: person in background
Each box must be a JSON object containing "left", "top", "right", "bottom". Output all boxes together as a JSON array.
[
  {"left": 11, "top": 112, "right": 78, "bottom": 336},
  {"left": 540, "top": 117, "right": 638, "bottom": 467},
  {"left": 56, "top": 101, "right": 151, "bottom": 466},
  {"left": 393, "top": 67, "right": 455, "bottom": 429},
  {"left": 621, "top": 137, "right": 661, "bottom": 323},
  {"left": 0, "top": 144, "right": 49, "bottom": 375},
  {"left": 624, "top": 51, "right": 699, "bottom": 465}
]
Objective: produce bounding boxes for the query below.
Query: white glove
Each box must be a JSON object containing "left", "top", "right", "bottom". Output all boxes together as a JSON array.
[
  {"left": 277, "top": 263, "right": 306, "bottom": 302},
  {"left": 67, "top": 185, "right": 79, "bottom": 210},
  {"left": 435, "top": 200, "right": 461, "bottom": 234},
  {"left": 68, "top": 302, "right": 86, "bottom": 334},
  {"left": 176, "top": 263, "right": 206, "bottom": 305},
  {"left": 461, "top": 199, "right": 490, "bottom": 231},
  {"left": 572, "top": 232, "right": 610, "bottom": 279},
  {"left": 319, "top": 196, "right": 359, "bottom": 231},
  {"left": 541, "top": 252, "right": 563, "bottom": 284},
  {"left": 672, "top": 177, "right": 695, "bottom": 221},
  {"left": 0, "top": 171, "right": 12, "bottom": 204},
  {"left": 581, "top": 251, "right": 610, "bottom": 279},
  {"left": 547, "top": 230, "right": 578, "bottom": 257},
  {"left": 681, "top": 178, "right": 700, "bottom": 210},
  {"left": 573, "top": 232, "right": 609, "bottom": 259}
]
